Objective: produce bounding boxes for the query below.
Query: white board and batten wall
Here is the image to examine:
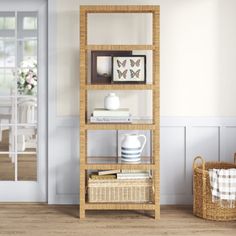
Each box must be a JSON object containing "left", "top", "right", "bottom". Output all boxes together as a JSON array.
[{"left": 48, "top": 0, "right": 236, "bottom": 204}]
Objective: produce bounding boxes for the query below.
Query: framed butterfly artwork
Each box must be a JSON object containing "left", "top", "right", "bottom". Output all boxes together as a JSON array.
[
  {"left": 91, "top": 51, "right": 132, "bottom": 84},
  {"left": 112, "top": 55, "right": 146, "bottom": 83}
]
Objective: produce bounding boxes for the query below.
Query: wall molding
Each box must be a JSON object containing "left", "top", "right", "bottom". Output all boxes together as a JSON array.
[{"left": 48, "top": 115, "right": 236, "bottom": 204}]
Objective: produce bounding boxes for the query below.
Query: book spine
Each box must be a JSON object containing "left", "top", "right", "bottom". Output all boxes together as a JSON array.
[{"left": 90, "top": 116, "right": 132, "bottom": 123}]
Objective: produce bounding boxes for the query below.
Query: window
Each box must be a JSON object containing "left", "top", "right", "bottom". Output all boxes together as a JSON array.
[
  {"left": 0, "top": 16, "right": 15, "bottom": 30},
  {"left": 0, "top": 12, "right": 38, "bottom": 181},
  {"left": 23, "top": 17, "right": 37, "bottom": 30}
]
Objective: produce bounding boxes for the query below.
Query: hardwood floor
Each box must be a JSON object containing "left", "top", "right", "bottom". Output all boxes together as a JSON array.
[{"left": 0, "top": 205, "right": 235, "bottom": 236}]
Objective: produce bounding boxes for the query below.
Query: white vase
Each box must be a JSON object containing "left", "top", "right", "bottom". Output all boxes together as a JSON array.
[
  {"left": 121, "top": 134, "right": 146, "bottom": 162},
  {"left": 104, "top": 93, "right": 120, "bottom": 110}
]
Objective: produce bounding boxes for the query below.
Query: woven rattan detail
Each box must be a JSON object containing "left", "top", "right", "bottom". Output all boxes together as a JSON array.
[{"left": 193, "top": 155, "right": 236, "bottom": 221}]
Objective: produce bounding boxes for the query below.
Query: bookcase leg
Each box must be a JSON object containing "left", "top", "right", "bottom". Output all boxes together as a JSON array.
[
  {"left": 154, "top": 208, "right": 160, "bottom": 220},
  {"left": 80, "top": 206, "right": 85, "bottom": 219}
]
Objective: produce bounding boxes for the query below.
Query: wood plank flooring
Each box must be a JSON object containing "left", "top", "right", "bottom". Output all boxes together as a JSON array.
[{"left": 0, "top": 205, "right": 235, "bottom": 236}]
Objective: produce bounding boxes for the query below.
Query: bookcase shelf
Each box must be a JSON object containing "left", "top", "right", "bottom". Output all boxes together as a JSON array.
[
  {"left": 82, "top": 5, "right": 159, "bottom": 13},
  {"left": 84, "top": 164, "right": 156, "bottom": 170},
  {"left": 86, "top": 84, "right": 154, "bottom": 90},
  {"left": 86, "top": 44, "right": 156, "bottom": 51},
  {"left": 85, "top": 123, "right": 155, "bottom": 130},
  {"left": 84, "top": 203, "right": 156, "bottom": 210},
  {"left": 84, "top": 156, "right": 156, "bottom": 170},
  {"left": 80, "top": 5, "right": 160, "bottom": 220}
]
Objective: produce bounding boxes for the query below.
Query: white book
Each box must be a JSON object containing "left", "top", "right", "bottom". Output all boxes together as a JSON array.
[
  {"left": 118, "top": 172, "right": 150, "bottom": 176},
  {"left": 117, "top": 175, "right": 150, "bottom": 180},
  {"left": 121, "top": 170, "right": 150, "bottom": 174},
  {"left": 90, "top": 116, "right": 132, "bottom": 123},
  {"left": 98, "top": 169, "right": 120, "bottom": 176},
  {"left": 93, "top": 108, "right": 130, "bottom": 117},
  {"left": 117, "top": 172, "right": 150, "bottom": 179}
]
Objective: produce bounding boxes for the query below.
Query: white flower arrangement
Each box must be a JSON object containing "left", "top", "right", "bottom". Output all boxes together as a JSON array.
[{"left": 17, "top": 59, "right": 37, "bottom": 95}]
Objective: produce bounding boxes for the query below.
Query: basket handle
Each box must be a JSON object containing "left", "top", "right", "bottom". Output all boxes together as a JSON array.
[
  {"left": 193, "top": 156, "right": 205, "bottom": 171},
  {"left": 193, "top": 156, "right": 207, "bottom": 218},
  {"left": 234, "top": 153, "right": 236, "bottom": 164}
]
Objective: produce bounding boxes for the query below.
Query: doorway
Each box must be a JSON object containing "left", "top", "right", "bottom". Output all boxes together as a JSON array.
[{"left": 0, "top": 0, "right": 47, "bottom": 201}]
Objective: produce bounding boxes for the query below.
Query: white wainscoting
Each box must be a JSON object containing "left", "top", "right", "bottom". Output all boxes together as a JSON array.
[{"left": 48, "top": 116, "right": 236, "bottom": 204}]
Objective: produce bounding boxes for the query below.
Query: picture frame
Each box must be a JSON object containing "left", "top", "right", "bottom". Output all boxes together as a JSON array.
[
  {"left": 91, "top": 51, "right": 132, "bottom": 84},
  {"left": 112, "top": 55, "right": 146, "bottom": 84}
]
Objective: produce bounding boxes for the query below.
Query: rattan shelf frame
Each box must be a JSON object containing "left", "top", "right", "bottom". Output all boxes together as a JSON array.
[
  {"left": 85, "top": 203, "right": 156, "bottom": 210},
  {"left": 86, "top": 44, "right": 157, "bottom": 51},
  {"left": 86, "top": 84, "right": 155, "bottom": 90},
  {"left": 79, "top": 5, "right": 160, "bottom": 220},
  {"left": 85, "top": 123, "right": 156, "bottom": 130},
  {"left": 83, "top": 164, "right": 156, "bottom": 170}
]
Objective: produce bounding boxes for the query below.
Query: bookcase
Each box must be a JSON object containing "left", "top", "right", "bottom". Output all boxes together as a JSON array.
[{"left": 79, "top": 5, "right": 160, "bottom": 219}]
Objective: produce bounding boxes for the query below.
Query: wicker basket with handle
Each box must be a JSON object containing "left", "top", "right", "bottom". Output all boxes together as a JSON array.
[
  {"left": 88, "top": 178, "right": 153, "bottom": 203},
  {"left": 193, "top": 153, "right": 236, "bottom": 221}
]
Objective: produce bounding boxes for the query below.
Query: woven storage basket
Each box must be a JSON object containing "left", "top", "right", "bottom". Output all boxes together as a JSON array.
[
  {"left": 193, "top": 154, "right": 236, "bottom": 221},
  {"left": 88, "top": 178, "right": 153, "bottom": 203}
]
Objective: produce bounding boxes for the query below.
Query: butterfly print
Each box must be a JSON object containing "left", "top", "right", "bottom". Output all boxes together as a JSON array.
[
  {"left": 117, "top": 59, "right": 127, "bottom": 68},
  {"left": 130, "top": 69, "right": 141, "bottom": 79},
  {"left": 117, "top": 69, "right": 128, "bottom": 79},
  {"left": 130, "top": 59, "right": 141, "bottom": 67}
]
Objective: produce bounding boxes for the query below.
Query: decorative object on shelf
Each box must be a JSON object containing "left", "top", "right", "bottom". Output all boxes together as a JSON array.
[
  {"left": 88, "top": 178, "right": 152, "bottom": 203},
  {"left": 91, "top": 51, "right": 132, "bottom": 84},
  {"left": 193, "top": 155, "right": 236, "bottom": 221},
  {"left": 121, "top": 133, "right": 146, "bottom": 162},
  {"left": 112, "top": 55, "right": 146, "bottom": 83},
  {"left": 104, "top": 92, "right": 120, "bottom": 110},
  {"left": 17, "top": 59, "right": 37, "bottom": 95}
]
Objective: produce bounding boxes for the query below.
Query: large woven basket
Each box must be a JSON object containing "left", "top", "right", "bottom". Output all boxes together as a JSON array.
[
  {"left": 193, "top": 154, "right": 236, "bottom": 221},
  {"left": 88, "top": 178, "right": 153, "bottom": 203}
]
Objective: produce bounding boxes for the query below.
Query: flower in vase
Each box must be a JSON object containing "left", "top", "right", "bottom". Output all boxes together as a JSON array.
[{"left": 17, "top": 59, "right": 37, "bottom": 95}]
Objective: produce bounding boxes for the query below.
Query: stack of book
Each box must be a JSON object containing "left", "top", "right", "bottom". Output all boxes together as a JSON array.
[
  {"left": 117, "top": 170, "right": 150, "bottom": 179},
  {"left": 90, "top": 108, "right": 132, "bottom": 123},
  {"left": 90, "top": 169, "right": 120, "bottom": 180},
  {"left": 90, "top": 169, "right": 150, "bottom": 180}
]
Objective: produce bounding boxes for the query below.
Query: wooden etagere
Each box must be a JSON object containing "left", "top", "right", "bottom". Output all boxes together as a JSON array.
[{"left": 79, "top": 5, "right": 160, "bottom": 219}]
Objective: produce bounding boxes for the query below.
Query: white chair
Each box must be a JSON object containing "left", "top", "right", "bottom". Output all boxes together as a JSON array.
[
  {"left": 17, "top": 98, "right": 37, "bottom": 152},
  {"left": 0, "top": 97, "right": 37, "bottom": 163},
  {"left": 18, "top": 97, "right": 37, "bottom": 124}
]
